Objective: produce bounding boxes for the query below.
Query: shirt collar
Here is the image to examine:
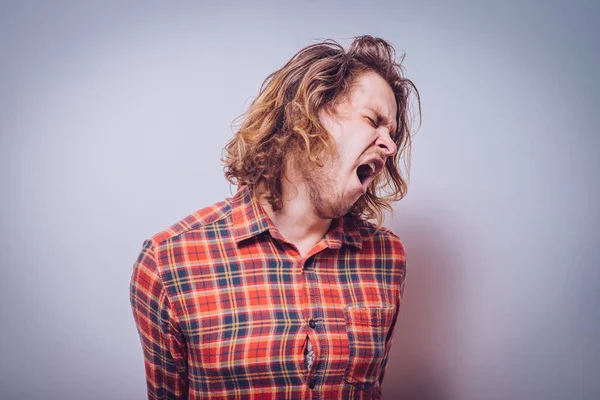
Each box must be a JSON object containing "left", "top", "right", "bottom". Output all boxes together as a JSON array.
[{"left": 231, "top": 186, "right": 362, "bottom": 250}]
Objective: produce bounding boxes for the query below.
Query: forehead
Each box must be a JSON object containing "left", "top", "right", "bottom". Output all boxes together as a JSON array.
[{"left": 348, "top": 72, "right": 397, "bottom": 121}]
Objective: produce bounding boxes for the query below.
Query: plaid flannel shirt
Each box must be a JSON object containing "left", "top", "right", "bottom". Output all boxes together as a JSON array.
[{"left": 130, "top": 186, "right": 407, "bottom": 399}]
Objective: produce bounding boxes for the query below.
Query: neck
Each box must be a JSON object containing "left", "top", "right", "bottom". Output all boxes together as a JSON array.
[{"left": 257, "top": 177, "right": 332, "bottom": 257}]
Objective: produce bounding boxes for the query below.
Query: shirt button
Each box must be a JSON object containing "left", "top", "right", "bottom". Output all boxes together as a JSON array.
[
  {"left": 309, "top": 378, "right": 316, "bottom": 389},
  {"left": 309, "top": 319, "right": 316, "bottom": 329}
]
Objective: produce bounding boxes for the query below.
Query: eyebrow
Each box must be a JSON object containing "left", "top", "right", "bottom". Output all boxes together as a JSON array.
[{"left": 367, "top": 107, "right": 397, "bottom": 134}]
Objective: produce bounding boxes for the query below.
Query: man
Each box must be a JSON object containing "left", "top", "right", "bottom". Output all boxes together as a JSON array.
[{"left": 130, "top": 35, "right": 420, "bottom": 399}]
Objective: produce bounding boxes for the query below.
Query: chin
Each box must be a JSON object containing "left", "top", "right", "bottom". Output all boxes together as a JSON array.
[{"left": 317, "top": 198, "right": 357, "bottom": 220}]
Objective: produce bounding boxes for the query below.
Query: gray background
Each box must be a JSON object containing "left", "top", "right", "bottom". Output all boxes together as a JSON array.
[{"left": 1, "top": 1, "right": 598, "bottom": 399}]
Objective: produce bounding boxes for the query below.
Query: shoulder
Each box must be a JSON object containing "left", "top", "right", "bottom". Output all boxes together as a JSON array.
[
  {"left": 148, "top": 196, "right": 234, "bottom": 247},
  {"left": 352, "top": 219, "right": 406, "bottom": 262}
]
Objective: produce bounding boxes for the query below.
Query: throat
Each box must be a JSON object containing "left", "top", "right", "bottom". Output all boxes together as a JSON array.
[
  {"left": 259, "top": 194, "right": 332, "bottom": 257},
  {"left": 295, "top": 239, "right": 319, "bottom": 258}
]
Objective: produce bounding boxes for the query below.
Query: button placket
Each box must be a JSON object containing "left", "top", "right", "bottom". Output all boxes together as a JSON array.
[
  {"left": 302, "top": 256, "right": 323, "bottom": 382},
  {"left": 303, "top": 256, "right": 326, "bottom": 393}
]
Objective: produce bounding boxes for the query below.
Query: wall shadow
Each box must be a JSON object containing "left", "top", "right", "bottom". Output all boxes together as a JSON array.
[{"left": 381, "top": 207, "right": 466, "bottom": 400}]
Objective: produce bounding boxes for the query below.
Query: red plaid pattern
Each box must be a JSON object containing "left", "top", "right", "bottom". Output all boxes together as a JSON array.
[{"left": 130, "top": 186, "right": 407, "bottom": 399}]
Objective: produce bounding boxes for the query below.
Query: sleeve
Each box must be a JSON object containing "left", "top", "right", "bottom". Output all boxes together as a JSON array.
[
  {"left": 377, "top": 259, "right": 407, "bottom": 386},
  {"left": 130, "top": 240, "right": 189, "bottom": 399}
]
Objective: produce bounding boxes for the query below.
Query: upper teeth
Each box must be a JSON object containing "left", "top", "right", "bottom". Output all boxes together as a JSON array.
[{"left": 368, "top": 162, "right": 376, "bottom": 173}]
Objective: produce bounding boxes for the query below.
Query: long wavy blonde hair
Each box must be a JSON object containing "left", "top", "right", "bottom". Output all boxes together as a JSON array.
[{"left": 223, "top": 35, "right": 421, "bottom": 224}]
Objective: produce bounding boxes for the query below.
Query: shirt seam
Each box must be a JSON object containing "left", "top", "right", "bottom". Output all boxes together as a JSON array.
[{"left": 153, "top": 202, "right": 235, "bottom": 248}]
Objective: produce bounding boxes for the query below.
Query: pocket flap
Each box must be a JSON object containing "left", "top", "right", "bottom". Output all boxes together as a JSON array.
[{"left": 344, "top": 306, "right": 395, "bottom": 327}]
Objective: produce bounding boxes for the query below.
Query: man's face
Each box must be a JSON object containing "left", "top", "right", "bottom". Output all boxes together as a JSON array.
[{"left": 304, "top": 71, "right": 398, "bottom": 219}]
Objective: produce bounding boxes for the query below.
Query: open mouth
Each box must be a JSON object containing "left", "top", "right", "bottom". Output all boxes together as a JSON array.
[
  {"left": 355, "top": 157, "right": 385, "bottom": 190},
  {"left": 356, "top": 161, "right": 377, "bottom": 185}
]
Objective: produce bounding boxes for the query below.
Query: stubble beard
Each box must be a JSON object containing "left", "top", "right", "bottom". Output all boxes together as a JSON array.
[{"left": 304, "top": 164, "right": 356, "bottom": 220}]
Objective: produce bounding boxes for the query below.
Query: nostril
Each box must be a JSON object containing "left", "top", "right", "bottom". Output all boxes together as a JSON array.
[
  {"left": 375, "top": 132, "right": 398, "bottom": 156},
  {"left": 378, "top": 143, "right": 395, "bottom": 155}
]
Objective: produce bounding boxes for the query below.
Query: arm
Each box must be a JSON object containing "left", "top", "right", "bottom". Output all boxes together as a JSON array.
[{"left": 130, "top": 240, "right": 189, "bottom": 399}]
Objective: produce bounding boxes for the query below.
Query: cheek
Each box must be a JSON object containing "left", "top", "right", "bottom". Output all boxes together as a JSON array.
[{"left": 325, "top": 119, "right": 367, "bottom": 164}]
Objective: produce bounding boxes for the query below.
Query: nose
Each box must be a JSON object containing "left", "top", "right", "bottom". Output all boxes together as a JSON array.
[{"left": 376, "top": 130, "right": 398, "bottom": 157}]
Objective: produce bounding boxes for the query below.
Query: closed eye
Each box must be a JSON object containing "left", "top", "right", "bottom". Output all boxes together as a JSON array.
[
  {"left": 366, "top": 116, "right": 379, "bottom": 127},
  {"left": 366, "top": 115, "right": 396, "bottom": 139}
]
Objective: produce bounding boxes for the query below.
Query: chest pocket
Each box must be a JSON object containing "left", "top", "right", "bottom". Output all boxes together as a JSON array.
[{"left": 343, "top": 306, "right": 395, "bottom": 391}]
